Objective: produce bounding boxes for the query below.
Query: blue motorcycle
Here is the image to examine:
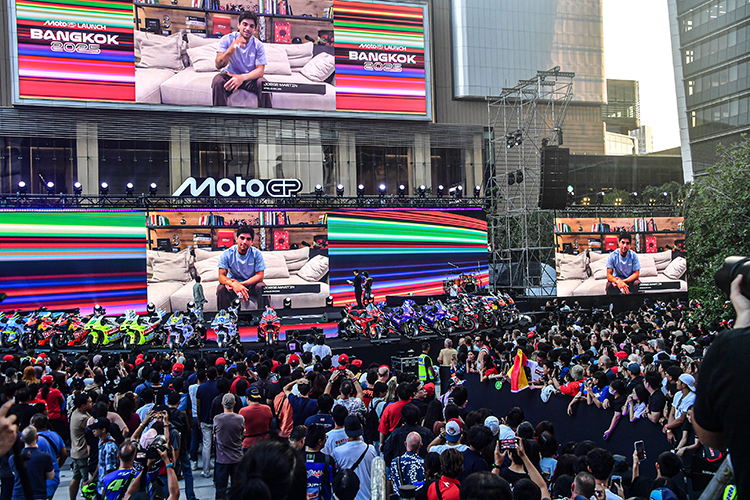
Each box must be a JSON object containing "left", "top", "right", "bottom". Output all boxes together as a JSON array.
[
  {"left": 419, "top": 299, "right": 451, "bottom": 336},
  {"left": 379, "top": 301, "right": 419, "bottom": 339}
]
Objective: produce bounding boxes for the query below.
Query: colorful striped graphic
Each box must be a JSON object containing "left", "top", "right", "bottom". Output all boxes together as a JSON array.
[
  {"left": 334, "top": 0, "right": 427, "bottom": 114},
  {"left": 0, "top": 212, "right": 147, "bottom": 314},
  {"left": 15, "top": 0, "right": 135, "bottom": 101},
  {"left": 328, "top": 210, "right": 489, "bottom": 306}
]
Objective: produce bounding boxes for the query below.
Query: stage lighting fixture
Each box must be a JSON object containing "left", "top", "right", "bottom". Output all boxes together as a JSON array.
[
  {"left": 456, "top": 185, "right": 463, "bottom": 198},
  {"left": 357, "top": 184, "right": 365, "bottom": 197},
  {"left": 46, "top": 181, "right": 55, "bottom": 195},
  {"left": 149, "top": 183, "right": 158, "bottom": 196},
  {"left": 378, "top": 184, "right": 386, "bottom": 197},
  {"left": 73, "top": 181, "right": 83, "bottom": 195},
  {"left": 418, "top": 185, "right": 426, "bottom": 198},
  {"left": 100, "top": 182, "right": 109, "bottom": 195},
  {"left": 336, "top": 184, "right": 345, "bottom": 197},
  {"left": 507, "top": 172, "right": 515, "bottom": 186},
  {"left": 397, "top": 184, "right": 406, "bottom": 197},
  {"left": 437, "top": 185, "right": 445, "bottom": 197},
  {"left": 514, "top": 131, "right": 523, "bottom": 147},
  {"left": 541, "top": 138, "right": 550, "bottom": 147},
  {"left": 505, "top": 134, "right": 515, "bottom": 149},
  {"left": 315, "top": 184, "right": 323, "bottom": 198},
  {"left": 283, "top": 297, "right": 292, "bottom": 309},
  {"left": 326, "top": 295, "right": 334, "bottom": 307},
  {"left": 125, "top": 182, "right": 135, "bottom": 196},
  {"left": 474, "top": 185, "right": 481, "bottom": 198},
  {"left": 17, "top": 181, "right": 27, "bottom": 194},
  {"left": 515, "top": 170, "right": 523, "bottom": 183}
]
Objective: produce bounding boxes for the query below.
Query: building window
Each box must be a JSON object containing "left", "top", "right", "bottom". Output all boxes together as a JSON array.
[
  {"left": 691, "top": 111, "right": 697, "bottom": 128},
  {"left": 99, "top": 140, "right": 169, "bottom": 195},
  {"left": 687, "top": 80, "right": 694, "bottom": 96},
  {"left": 431, "top": 148, "right": 464, "bottom": 191},
  {"left": 356, "top": 146, "right": 409, "bottom": 194},
  {"left": 0, "top": 137, "right": 76, "bottom": 194},
  {"left": 685, "top": 50, "right": 694, "bottom": 64},
  {"left": 683, "top": 19, "right": 692, "bottom": 32},
  {"left": 191, "top": 142, "right": 257, "bottom": 179}
]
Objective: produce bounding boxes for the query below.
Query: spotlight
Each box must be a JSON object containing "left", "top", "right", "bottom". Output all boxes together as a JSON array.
[
  {"left": 100, "top": 182, "right": 109, "bottom": 195},
  {"left": 397, "top": 184, "right": 406, "bottom": 198},
  {"left": 474, "top": 185, "right": 481, "bottom": 198},
  {"left": 357, "top": 184, "right": 365, "bottom": 197},
  {"left": 73, "top": 181, "right": 82, "bottom": 195},
  {"left": 541, "top": 138, "right": 550, "bottom": 147},
  {"left": 436, "top": 185, "right": 445, "bottom": 197},
  {"left": 336, "top": 184, "right": 345, "bottom": 197},
  {"left": 507, "top": 172, "right": 515, "bottom": 186},
  {"left": 378, "top": 184, "right": 386, "bottom": 197},
  {"left": 515, "top": 170, "right": 523, "bottom": 183},
  {"left": 125, "top": 182, "right": 135, "bottom": 196},
  {"left": 505, "top": 134, "right": 515, "bottom": 149},
  {"left": 17, "top": 181, "right": 27, "bottom": 194},
  {"left": 629, "top": 192, "right": 639, "bottom": 204},
  {"left": 326, "top": 295, "right": 334, "bottom": 307},
  {"left": 46, "top": 181, "right": 55, "bottom": 195},
  {"left": 456, "top": 185, "right": 463, "bottom": 198},
  {"left": 149, "top": 183, "right": 157, "bottom": 196},
  {"left": 315, "top": 184, "right": 323, "bottom": 198},
  {"left": 514, "top": 131, "right": 523, "bottom": 147},
  {"left": 418, "top": 185, "right": 426, "bottom": 198},
  {"left": 283, "top": 297, "right": 292, "bottom": 309}
]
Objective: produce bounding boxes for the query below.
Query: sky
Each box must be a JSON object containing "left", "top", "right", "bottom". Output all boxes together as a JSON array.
[{"left": 603, "top": 0, "right": 681, "bottom": 152}]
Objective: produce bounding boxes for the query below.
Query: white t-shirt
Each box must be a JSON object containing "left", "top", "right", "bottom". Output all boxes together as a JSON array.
[
  {"left": 673, "top": 390, "right": 696, "bottom": 419},
  {"left": 322, "top": 428, "right": 349, "bottom": 456},
  {"left": 311, "top": 344, "right": 332, "bottom": 360},
  {"left": 428, "top": 443, "right": 468, "bottom": 454},
  {"left": 333, "top": 440, "right": 377, "bottom": 500},
  {"left": 189, "top": 383, "right": 199, "bottom": 418}
]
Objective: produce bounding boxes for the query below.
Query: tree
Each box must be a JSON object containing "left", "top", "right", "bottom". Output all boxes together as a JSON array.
[{"left": 685, "top": 134, "right": 750, "bottom": 323}]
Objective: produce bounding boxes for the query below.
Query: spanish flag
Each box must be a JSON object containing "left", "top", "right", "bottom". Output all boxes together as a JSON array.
[{"left": 507, "top": 349, "right": 529, "bottom": 393}]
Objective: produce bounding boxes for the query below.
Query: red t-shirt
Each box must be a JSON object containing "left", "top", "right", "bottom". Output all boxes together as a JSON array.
[
  {"left": 38, "top": 388, "right": 63, "bottom": 420},
  {"left": 427, "top": 476, "right": 461, "bottom": 500},
  {"left": 378, "top": 399, "right": 409, "bottom": 435},
  {"left": 230, "top": 376, "right": 247, "bottom": 395},
  {"left": 560, "top": 380, "right": 582, "bottom": 396},
  {"left": 239, "top": 403, "right": 273, "bottom": 449}
]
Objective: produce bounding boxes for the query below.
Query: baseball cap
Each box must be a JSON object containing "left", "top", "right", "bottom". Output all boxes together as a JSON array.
[
  {"left": 627, "top": 363, "right": 641, "bottom": 375},
  {"left": 216, "top": 357, "right": 226, "bottom": 365},
  {"left": 650, "top": 488, "right": 678, "bottom": 500},
  {"left": 338, "top": 354, "right": 349, "bottom": 366},
  {"left": 172, "top": 363, "right": 184, "bottom": 373},
  {"left": 683, "top": 345, "right": 695, "bottom": 355},
  {"left": 423, "top": 382, "right": 435, "bottom": 397},
  {"left": 344, "top": 415, "right": 363, "bottom": 438},
  {"left": 41, "top": 375, "right": 54, "bottom": 384},
  {"left": 38, "top": 353, "right": 46, "bottom": 359},
  {"left": 445, "top": 418, "right": 462, "bottom": 442},
  {"left": 615, "top": 351, "right": 628, "bottom": 361},
  {"left": 2, "top": 355, "right": 13, "bottom": 362},
  {"left": 679, "top": 373, "right": 696, "bottom": 392},
  {"left": 484, "top": 416, "right": 500, "bottom": 436},
  {"left": 89, "top": 417, "right": 110, "bottom": 431},
  {"left": 289, "top": 354, "right": 301, "bottom": 367},
  {"left": 246, "top": 387, "right": 262, "bottom": 401},
  {"left": 351, "top": 359, "right": 362, "bottom": 369}
]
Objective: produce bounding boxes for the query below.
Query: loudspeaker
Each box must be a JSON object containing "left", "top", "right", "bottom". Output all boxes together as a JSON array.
[{"left": 539, "top": 146, "right": 570, "bottom": 210}]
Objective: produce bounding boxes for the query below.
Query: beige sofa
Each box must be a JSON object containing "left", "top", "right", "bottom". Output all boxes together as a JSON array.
[
  {"left": 135, "top": 32, "right": 335, "bottom": 110},
  {"left": 147, "top": 246, "right": 330, "bottom": 312},
  {"left": 555, "top": 250, "right": 687, "bottom": 297}
]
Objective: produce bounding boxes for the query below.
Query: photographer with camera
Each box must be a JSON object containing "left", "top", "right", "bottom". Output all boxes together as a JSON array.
[
  {"left": 695, "top": 265, "right": 750, "bottom": 498},
  {"left": 129, "top": 408, "right": 178, "bottom": 500},
  {"left": 122, "top": 444, "right": 179, "bottom": 500}
]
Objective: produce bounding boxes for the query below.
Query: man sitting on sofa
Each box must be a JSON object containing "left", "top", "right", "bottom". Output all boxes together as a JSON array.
[
  {"left": 606, "top": 231, "right": 641, "bottom": 295},
  {"left": 212, "top": 11, "right": 272, "bottom": 108},
  {"left": 217, "top": 226, "right": 267, "bottom": 309}
]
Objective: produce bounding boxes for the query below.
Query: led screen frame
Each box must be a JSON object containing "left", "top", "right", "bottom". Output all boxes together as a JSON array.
[{"left": 7, "top": 0, "right": 432, "bottom": 120}]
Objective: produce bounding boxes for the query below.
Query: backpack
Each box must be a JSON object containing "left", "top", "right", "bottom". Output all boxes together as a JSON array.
[
  {"left": 271, "top": 392, "right": 293, "bottom": 438},
  {"left": 363, "top": 398, "right": 386, "bottom": 445}
]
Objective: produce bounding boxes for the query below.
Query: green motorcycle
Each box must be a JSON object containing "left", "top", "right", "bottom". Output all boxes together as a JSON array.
[
  {"left": 85, "top": 305, "right": 127, "bottom": 351},
  {"left": 121, "top": 304, "right": 168, "bottom": 350}
]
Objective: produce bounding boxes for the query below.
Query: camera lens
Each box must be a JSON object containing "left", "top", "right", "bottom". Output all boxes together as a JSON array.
[{"left": 714, "top": 256, "right": 750, "bottom": 298}]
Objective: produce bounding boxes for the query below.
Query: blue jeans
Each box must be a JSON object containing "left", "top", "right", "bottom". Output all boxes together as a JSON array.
[
  {"left": 181, "top": 450, "right": 197, "bottom": 500},
  {"left": 190, "top": 420, "right": 200, "bottom": 462},
  {"left": 214, "top": 462, "right": 238, "bottom": 500}
]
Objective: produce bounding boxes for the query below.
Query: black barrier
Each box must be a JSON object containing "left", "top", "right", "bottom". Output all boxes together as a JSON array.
[{"left": 463, "top": 374, "right": 670, "bottom": 474}]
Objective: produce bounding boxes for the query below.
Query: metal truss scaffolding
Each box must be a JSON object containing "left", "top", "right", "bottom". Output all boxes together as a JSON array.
[{"left": 486, "top": 67, "right": 574, "bottom": 297}]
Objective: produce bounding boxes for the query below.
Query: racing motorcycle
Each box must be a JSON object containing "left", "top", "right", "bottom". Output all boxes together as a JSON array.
[{"left": 258, "top": 305, "right": 281, "bottom": 344}]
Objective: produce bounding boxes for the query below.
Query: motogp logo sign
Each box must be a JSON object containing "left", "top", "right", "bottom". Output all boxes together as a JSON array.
[{"left": 172, "top": 177, "right": 303, "bottom": 198}]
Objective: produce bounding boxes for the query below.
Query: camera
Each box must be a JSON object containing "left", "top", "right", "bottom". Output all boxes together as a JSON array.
[{"left": 714, "top": 256, "right": 750, "bottom": 298}]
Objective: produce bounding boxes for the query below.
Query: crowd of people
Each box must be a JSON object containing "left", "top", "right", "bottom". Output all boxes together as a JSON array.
[{"left": 0, "top": 287, "right": 739, "bottom": 500}]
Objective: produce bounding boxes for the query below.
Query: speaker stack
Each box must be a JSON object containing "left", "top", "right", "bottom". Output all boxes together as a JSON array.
[{"left": 539, "top": 145, "right": 570, "bottom": 210}]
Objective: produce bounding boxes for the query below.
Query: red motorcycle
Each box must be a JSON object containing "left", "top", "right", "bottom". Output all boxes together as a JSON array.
[
  {"left": 338, "top": 303, "right": 386, "bottom": 340},
  {"left": 258, "top": 305, "right": 281, "bottom": 344}
]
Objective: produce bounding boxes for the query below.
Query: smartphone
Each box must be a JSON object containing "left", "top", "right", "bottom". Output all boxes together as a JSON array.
[
  {"left": 635, "top": 440, "right": 646, "bottom": 460},
  {"left": 611, "top": 475, "right": 622, "bottom": 489},
  {"left": 500, "top": 439, "right": 516, "bottom": 450}
]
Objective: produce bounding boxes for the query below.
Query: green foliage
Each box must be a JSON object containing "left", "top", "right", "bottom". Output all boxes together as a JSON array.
[
  {"left": 603, "top": 189, "right": 629, "bottom": 205},
  {"left": 685, "top": 134, "right": 750, "bottom": 322}
]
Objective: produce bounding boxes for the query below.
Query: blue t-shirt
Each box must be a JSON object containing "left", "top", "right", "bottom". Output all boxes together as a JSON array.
[
  {"left": 305, "top": 450, "right": 335, "bottom": 500},
  {"left": 37, "top": 430, "right": 65, "bottom": 497},
  {"left": 9, "top": 447, "right": 53, "bottom": 500},
  {"left": 217, "top": 33, "right": 268, "bottom": 76},
  {"left": 102, "top": 468, "right": 136, "bottom": 500},
  {"left": 305, "top": 413, "right": 335, "bottom": 432},
  {"left": 289, "top": 394, "right": 318, "bottom": 426},
  {"left": 218, "top": 245, "right": 267, "bottom": 282},
  {"left": 606, "top": 249, "right": 641, "bottom": 279}
]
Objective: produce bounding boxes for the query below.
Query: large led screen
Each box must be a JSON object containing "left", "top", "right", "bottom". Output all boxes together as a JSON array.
[
  {"left": 554, "top": 217, "right": 687, "bottom": 297},
  {"left": 328, "top": 210, "right": 489, "bottom": 306},
  {"left": 0, "top": 211, "right": 148, "bottom": 314},
  {"left": 12, "top": 0, "right": 430, "bottom": 118}
]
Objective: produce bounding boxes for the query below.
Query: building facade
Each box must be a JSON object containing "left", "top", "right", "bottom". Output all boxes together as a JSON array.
[
  {"left": 0, "top": 0, "right": 607, "bottom": 197},
  {"left": 602, "top": 79, "right": 640, "bottom": 135},
  {"left": 668, "top": 0, "right": 750, "bottom": 179}
]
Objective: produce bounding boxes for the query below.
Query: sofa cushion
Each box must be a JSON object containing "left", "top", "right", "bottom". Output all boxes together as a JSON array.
[
  {"left": 277, "top": 247, "right": 310, "bottom": 271},
  {"left": 297, "top": 255, "right": 329, "bottom": 282},
  {"left": 136, "top": 68, "right": 175, "bottom": 103},
  {"left": 283, "top": 42, "right": 314, "bottom": 69},
  {"left": 186, "top": 33, "right": 217, "bottom": 48},
  {"left": 652, "top": 251, "right": 673, "bottom": 271},
  {"left": 638, "top": 254, "right": 658, "bottom": 277},
  {"left": 556, "top": 253, "right": 587, "bottom": 280},
  {"left": 147, "top": 282, "right": 186, "bottom": 312},
  {"left": 300, "top": 52, "right": 335, "bottom": 82},
  {"left": 187, "top": 42, "right": 220, "bottom": 72},
  {"left": 195, "top": 248, "right": 224, "bottom": 262},
  {"left": 260, "top": 252, "right": 290, "bottom": 279},
  {"left": 663, "top": 256, "right": 687, "bottom": 280},
  {"left": 137, "top": 33, "right": 185, "bottom": 71},
  {"left": 590, "top": 259, "right": 608, "bottom": 280},
  {"left": 263, "top": 44, "right": 292, "bottom": 75},
  {"left": 195, "top": 255, "right": 221, "bottom": 282},
  {"left": 149, "top": 250, "right": 192, "bottom": 283}
]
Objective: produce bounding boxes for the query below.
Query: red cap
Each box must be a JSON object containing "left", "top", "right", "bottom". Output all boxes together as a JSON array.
[
  {"left": 423, "top": 382, "right": 435, "bottom": 397},
  {"left": 2, "top": 355, "right": 13, "bottom": 362},
  {"left": 135, "top": 358, "right": 145, "bottom": 366},
  {"left": 216, "top": 357, "right": 226, "bottom": 365},
  {"left": 289, "top": 354, "right": 301, "bottom": 366},
  {"left": 136, "top": 354, "right": 145, "bottom": 359},
  {"left": 172, "top": 363, "right": 184, "bottom": 373},
  {"left": 351, "top": 359, "right": 362, "bottom": 369},
  {"left": 42, "top": 375, "right": 54, "bottom": 384},
  {"left": 615, "top": 351, "right": 628, "bottom": 361},
  {"left": 38, "top": 353, "right": 46, "bottom": 359},
  {"left": 338, "top": 354, "right": 349, "bottom": 366}
]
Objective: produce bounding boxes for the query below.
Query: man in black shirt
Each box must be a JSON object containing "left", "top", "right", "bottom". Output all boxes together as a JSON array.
[
  {"left": 644, "top": 374, "right": 666, "bottom": 423},
  {"left": 382, "top": 404, "right": 433, "bottom": 465},
  {"left": 694, "top": 274, "right": 750, "bottom": 498},
  {"left": 10, "top": 388, "right": 44, "bottom": 430}
]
